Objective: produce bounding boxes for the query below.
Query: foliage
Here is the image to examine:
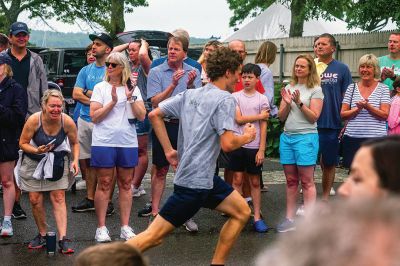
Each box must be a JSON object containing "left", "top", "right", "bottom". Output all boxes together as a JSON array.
[
  {"left": 266, "top": 83, "right": 284, "bottom": 158},
  {"left": 0, "top": 0, "right": 148, "bottom": 37}
]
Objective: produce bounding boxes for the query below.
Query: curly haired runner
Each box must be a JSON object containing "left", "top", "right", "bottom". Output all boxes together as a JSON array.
[{"left": 126, "top": 47, "right": 256, "bottom": 265}]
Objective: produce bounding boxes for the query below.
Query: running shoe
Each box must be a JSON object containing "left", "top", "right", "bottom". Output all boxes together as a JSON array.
[
  {"left": 12, "top": 202, "right": 27, "bottom": 219},
  {"left": 184, "top": 218, "right": 199, "bottom": 232},
  {"left": 253, "top": 219, "right": 269, "bottom": 233},
  {"left": 71, "top": 198, "right": 95, "bottom": 212},
  {"left": 296, "top": 205, "right": 305, "bottom": 216},
  {"left": 120, "top": 226, "right": 136, "bottom": 240},
  {"left": 277, "top": 218, "right": 296, "bottom": 233},
  {"left": 330, "top": 187, "right": 336, "bottom": 196},
  {"left": 28, "top": 234, "right": 46, "bottom": 249},
  {"left": 138, "top": 202, "right": 152, "bottom": 217},
  {"left": 95, "top": 227, "right": 111, "bottom": 243},
  {"left": 58, "top": 237, "right": 74, "bottom": 254},
  {"left": 0, "top": 220, "right": 13, "bottom": 237}
]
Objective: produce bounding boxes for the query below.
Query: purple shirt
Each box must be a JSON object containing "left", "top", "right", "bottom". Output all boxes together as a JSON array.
[{"left": 233, "top": 90, "right": 269, "bottom": 149}]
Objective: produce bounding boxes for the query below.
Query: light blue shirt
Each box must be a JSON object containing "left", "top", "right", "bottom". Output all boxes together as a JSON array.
[{"left": 75, "top": 63, "right": 106, "bottom": 122}]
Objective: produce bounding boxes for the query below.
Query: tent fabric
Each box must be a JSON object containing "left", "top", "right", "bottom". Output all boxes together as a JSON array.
[{"left": 224, "top": 3, "right": 363, "bottom": 41}]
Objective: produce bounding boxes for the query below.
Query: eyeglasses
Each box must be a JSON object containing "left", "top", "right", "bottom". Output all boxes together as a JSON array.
[{"left": 105, "top": 62, "right": 119, "bottom": 68}]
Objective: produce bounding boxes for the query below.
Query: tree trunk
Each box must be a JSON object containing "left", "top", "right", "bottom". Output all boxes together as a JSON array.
[
  {"left": 110, "top": 0, "right": 125, "bottom": 38},
  {"left": 289, "top": 0, "right": 306, "bottom": 37}
]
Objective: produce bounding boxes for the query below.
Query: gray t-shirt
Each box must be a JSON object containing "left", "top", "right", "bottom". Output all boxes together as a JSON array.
[
  {"left": 284, "top": 83, "right": 324, "bottom": 134},
  {"left": 159, "top": 83, "right": 236, "bottom": 189}
]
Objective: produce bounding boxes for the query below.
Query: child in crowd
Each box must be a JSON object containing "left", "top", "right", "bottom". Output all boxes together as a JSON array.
[
  {"left": 230, "top": 63, "right": 270, "bottom": 232},
  {"left": 388, "top": 77, "right": 400, "bottom": 135}
]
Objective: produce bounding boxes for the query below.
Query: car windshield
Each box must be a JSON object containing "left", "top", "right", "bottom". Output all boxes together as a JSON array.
[{"left": 63, "top": 49, "right": 86, "bottom": 74}]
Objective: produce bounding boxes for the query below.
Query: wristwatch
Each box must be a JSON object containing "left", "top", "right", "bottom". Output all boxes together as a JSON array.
[
  {"left": 298, "top": 102, "right": 304, "bottom": 109},
  {"left": 128, "top": 95, "right": 137, "bottom": 104}
]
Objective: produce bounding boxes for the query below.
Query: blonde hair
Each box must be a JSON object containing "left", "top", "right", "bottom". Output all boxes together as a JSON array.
[
  {"left": 255, "top": 41, "right": 277, "bottom": 65},
  {"left": 104, "top": 52, "right": 131, "bottom": 85},
  {"left": 359, "top": 54, "right": 381, "bottom": 80},
  {"left": 41, "top": 89, "right": 65, "bottom": 111},
  {"left": 291, "top": 54, "right": 320, "bottom": 89},
  {"left": 3, "top": 64, "right": 13, "bottom": 77},
  {"left": 198, "top": 40, "right": 222, "bottom": 65}
]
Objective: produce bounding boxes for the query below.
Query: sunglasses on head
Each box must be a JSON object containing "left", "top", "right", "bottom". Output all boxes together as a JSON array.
[{"left": 105, "top": 62, "right": 119, "bottom": 68}]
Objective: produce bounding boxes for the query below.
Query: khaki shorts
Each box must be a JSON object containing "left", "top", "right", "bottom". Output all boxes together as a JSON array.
[{"left": 78, "top": 117, "right": 94, "bottom": 160}]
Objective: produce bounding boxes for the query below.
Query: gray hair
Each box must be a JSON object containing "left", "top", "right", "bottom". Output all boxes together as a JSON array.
[{"left": 359, "top": 53, "right": 381, "bottom": 80}]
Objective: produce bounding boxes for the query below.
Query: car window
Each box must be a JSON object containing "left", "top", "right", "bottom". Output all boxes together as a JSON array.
[
  {"left": 63, "top": 49, "right": 86, "bottom": 75},
  {"left": 41, "top": 52, "right": 59, "bottom": 75}
]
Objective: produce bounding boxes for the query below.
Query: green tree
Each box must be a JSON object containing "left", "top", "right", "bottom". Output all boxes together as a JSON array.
[
  {"left": 0, "top": 0, "right": 147, "bottom": 37},
  {"left": 226, "top": 0, "right": 349, "bottom": 37}
]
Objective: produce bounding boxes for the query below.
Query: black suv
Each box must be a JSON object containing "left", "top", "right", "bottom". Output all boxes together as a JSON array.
[{"left": 39, "top": 48, "right": 87, "bottom": 115}]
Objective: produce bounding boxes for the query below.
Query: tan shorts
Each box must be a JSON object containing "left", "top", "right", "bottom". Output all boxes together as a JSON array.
[{"left": 78, "top": 117, "right": 94, "bottom": 160}]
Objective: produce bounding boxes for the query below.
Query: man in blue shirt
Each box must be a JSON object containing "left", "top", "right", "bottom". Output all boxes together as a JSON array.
[
  {"left": 71, "top": 33, "right": 114, "bottom": 213},
  {"left": 138, "top": 33, "right": 202, "bottom": 232},
  {"left": 314, "top": 33, "right": 352, "bottom": 201}
]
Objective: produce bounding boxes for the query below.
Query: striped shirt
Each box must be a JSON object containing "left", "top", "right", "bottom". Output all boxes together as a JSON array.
[{"left": 343, "top": 82, "right": 390, "bottom": 138}]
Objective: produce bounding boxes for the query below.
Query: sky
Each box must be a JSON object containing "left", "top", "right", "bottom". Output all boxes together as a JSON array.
[{"left": 23, "top": 0, "right": 240, "bottom": 40}]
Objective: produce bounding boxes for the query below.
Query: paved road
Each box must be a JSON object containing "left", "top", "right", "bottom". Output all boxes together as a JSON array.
[{"left": 0, "top": 160, "right": 348, "bottom": 266}]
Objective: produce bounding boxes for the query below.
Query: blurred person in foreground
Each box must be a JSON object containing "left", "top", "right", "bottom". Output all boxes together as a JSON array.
[{"left": 256, "top": 197, "right": 400, "bottom": 266}]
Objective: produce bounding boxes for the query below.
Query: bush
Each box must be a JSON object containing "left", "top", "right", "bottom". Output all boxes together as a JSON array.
[{"left": 266, "top": 83, "right": 285, "bottom": 158}]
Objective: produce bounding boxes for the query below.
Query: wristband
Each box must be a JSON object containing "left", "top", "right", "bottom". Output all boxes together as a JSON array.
[{"left": 83, "top": 89, "right": 89, "bottom": 96}]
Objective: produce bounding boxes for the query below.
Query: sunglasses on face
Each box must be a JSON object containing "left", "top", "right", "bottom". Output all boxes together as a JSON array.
[{"left": 105, "top": 62, "right": 120, "bottom": 68}]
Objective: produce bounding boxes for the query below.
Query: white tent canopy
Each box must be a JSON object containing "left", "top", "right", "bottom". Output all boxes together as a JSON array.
[{"left": 224, "top": 3, "right": 363, "bottom": 41}]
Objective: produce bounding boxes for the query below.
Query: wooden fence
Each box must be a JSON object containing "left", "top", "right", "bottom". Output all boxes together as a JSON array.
[{"left": 191, "top": 31, "right": 395, "bottom": 82}]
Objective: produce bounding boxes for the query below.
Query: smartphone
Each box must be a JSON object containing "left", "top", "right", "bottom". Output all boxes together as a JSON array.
[
  {"left": 127, "top": 78, "right": 134, "bottom": 91},
  {"left": 46, "top": 139, "right": 56, "bottom": 147}
]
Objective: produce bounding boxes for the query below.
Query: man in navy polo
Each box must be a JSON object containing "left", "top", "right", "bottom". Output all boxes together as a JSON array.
[{"left": 140, "top": 33, "right": 201, "bottom": 232}]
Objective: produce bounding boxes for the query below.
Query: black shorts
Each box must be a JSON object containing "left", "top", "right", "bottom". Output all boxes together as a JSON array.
[
  {"left": 342, "top": 135, "right": 370, "bottom": 169},
  {"left": 159, "top": 176, "right": 234, "bottom": 227},
  {"left": 151, "top": 121, "right": 179, "bottom": 168},
  {"left": 217, "top": 150, "right": 231, "bottom": 169},
  {"left": 227, "top": 147, "right": 262, "bottom": 175}
]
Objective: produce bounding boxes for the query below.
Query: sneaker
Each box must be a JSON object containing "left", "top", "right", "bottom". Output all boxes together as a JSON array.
[
  {"left": 71, "top": 198, "right": 95, "bottom": 212},
  {"left": 28, "top": 234, "right": 46, "bottom": 249},
  {"left": 0, "top": 220, "right": 13, "bottom": 237},
  {"left": 106, "top": 202, "right": 115, "bottom": 216},
  {"left": 277, "top": 218, "right": 296, "bottom": 233},
  {"left": 253, "top": 219, "right": 269, "bottom": 233},
  {"left": 12, "top": 202, "right": 27, "bottom": 219},
  {"left": 299, "top": 188, "right": 303, "bottom": 194},
  {"left": 58, "top": 237, "right": 74, "bottom": 254},
  {"left": 132, "top": 186, "right": 141, "bottom": 198},
  {"left": 330, "top": 187, "right": 336, "bottom": 196},
  {"left": 184, "top": 218, "right": 199, "bottom": 232},
  {"left": 138, "top": 202, "right": 152, "bottom": 217},
  {"left": 138, "top": 185, "right": 146, "bottom": 195},
  {"left": 95, "top": 227, "right": 111, "bottom": 243},
  {"left": 120, "top": 226, "right": 136, "bottom": 240},
  {"left": 296, "top": 205, "right": 305, "bottom": 216},
  {"left": 75, "top": 180, "right": 87, "bottom": 191}
]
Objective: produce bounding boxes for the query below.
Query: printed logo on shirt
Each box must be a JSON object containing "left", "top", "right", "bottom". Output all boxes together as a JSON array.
[{"left": 320, "top": 72, "right": 338, "bottom": 85}]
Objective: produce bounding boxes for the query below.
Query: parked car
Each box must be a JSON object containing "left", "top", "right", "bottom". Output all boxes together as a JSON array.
[{"left": 39, "top": 48, "right": 87, "bottom": 115}]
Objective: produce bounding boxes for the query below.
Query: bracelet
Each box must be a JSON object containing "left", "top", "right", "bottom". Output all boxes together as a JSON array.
[{"left": 83, "top": 89, "right": 89, "bottom": 96}]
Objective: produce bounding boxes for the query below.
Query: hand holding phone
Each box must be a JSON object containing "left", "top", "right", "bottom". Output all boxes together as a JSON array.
[{"left": 46, "top": 139, "right": 56, "bottom": 147}]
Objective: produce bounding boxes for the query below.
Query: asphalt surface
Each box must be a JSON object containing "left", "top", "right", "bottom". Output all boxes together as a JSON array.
[{"left": 0, "top": 160, "right": 348, "bottom": 266}]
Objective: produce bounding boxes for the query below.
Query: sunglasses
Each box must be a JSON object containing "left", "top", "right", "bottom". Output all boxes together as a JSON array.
[{"left": 105, "top": 62, "right": 120, "bottom": 68}]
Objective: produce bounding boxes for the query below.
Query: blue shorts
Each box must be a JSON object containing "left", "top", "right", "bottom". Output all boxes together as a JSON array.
[
  {"left": 279, "top": 133, "right": 319, "bottom": 166},
  {"left": 318, "top": 128, "right": 340, "bottom": 166},
  {"left": 90, "top": 146, "right": 138, "bottom": 168},
  {"left": 159, "top": 176, "right": 234, "bottom": 227},
  {"left": 135, "top": 114, "right": 151, "bottom": 136}
]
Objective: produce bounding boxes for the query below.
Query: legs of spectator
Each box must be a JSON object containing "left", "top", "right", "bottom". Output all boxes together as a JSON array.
[
  {"left": 0, "top": 161, "right": 15, "bottom": 216},
  {"left": 95, "top": 168, "right": 114, "bottom": 227},
  {"left": 132, "top": 135, "right": 148, "bottom": 189},
  {"left": 116, "top": 167, "right": 134, "bottom": 226},
  {"left": 232, "top": 171, "right": 244, "bottom": 195},
  {"left": 321, "top": 159, "right": 336, "bottom": 201},
  {"left": 213, "top": 190, "right": 251, "bottom": 265},
  {"left": 242, "top": 175, "right": 252, "bottom": 199},
  {"left": 150, "top": 165, "right": 168, "bottom": 216},
  {"left": 86, "top": 162, "right": 97, "bottom": 201},
  {"left": 29, "top": 192, "right": 47, "bottom": 235},
  {"left": 248, "top": 173, "right": 262, "bottom": 221},
  {"left": 223, "top": 169, "right": 233, "bottom": 185},
  {"left": 283, "top": 164, "right": 299, "bottom": 220},
  {"left": 50, "top": 190, "right": 67, "bottom": 239},
  {"left": 79, "top": 158, "right": 88, "bottom": 181},
  {"left": 298, "top": 165, "right": 316, "bottom": 212},
  {"left": 126, "top": 214, "right": 175, "bottom": 251}
]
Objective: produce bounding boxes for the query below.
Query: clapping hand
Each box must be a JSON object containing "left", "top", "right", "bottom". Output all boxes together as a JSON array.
[
  {"left": 111, "top": 85, "right": 118, "bottom": 103},
  {"left": 291, "top": 89, "right": 301, "bottom": 105},
  {"left": 281, "top": 88, "right": 292, "bottom": 104},
  {"left": 172, "top": 69, "right": 185, "bottom": 86},
  {"left": 187, "top": 70, "right": 197, "bottom": 88}
]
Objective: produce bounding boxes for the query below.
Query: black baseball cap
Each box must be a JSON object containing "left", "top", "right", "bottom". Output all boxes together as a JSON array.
[
  {"left": 89, "top": 33, "right": 114, "bottom": 49},
  {"left": 0, "top": 53, "right": 12, "bottom": 65},
  {"left": 9, "top": 22, "right": 29, "bottom": 36}
]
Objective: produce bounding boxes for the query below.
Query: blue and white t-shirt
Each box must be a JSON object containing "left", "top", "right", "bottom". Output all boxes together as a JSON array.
[{"left": 343, "top": 82, "right": 390, "bottom": 138}]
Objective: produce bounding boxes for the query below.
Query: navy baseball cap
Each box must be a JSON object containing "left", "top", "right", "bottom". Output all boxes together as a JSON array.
[
  {"left": 9, "top": 22, "right": 29, "bottom": 36},
  {"left": 89, "top": 33, "right": 114, "bottom": 49},
  {"left": 0, "top": 53, "right": 12, "bottom": 65}
]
